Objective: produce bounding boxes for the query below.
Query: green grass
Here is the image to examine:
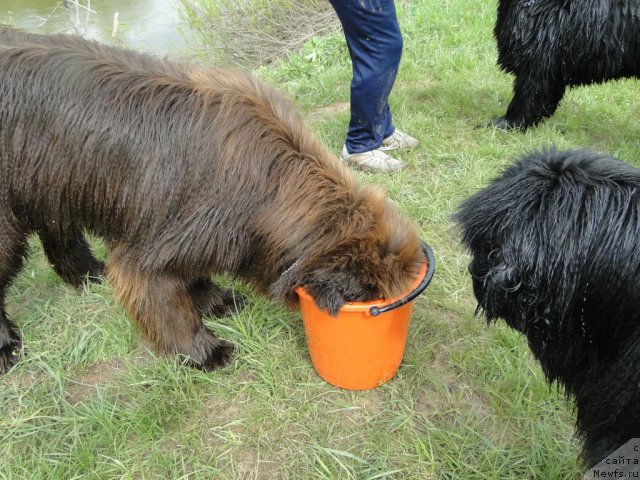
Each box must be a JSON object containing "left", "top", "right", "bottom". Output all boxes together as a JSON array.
[{"left": 2, "top": 0, "right": 639, "bottom": 478}]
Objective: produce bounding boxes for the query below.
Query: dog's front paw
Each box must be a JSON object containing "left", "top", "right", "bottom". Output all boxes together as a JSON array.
[
  {"left": 183, "top": 326, "right": 234, "bottom": 371},
  {"left": 488, "top": 116, "right": 527, "bottom": 131},
  {"left": 197, "top": 339, "right": 235, "bottom": 371},
  {"left": 0, "top": 338, "right": 22, "bottom": 375}
]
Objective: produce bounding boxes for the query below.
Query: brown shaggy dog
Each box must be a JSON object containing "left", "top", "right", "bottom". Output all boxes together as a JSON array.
[{"left": 0, "top": 27, "right": 424, "bottom": 374}]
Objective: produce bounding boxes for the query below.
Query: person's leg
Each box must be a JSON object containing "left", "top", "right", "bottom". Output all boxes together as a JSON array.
[{"left": 329, "top": 0, "right": 402, "bottom": 154}]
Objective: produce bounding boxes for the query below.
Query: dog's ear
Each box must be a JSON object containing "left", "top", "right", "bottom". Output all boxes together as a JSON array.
[
  {"left": 305, "top": 279, "right": 349, "bottom": 317},
  {"left": 268, "top": 258, "right": 378, "bottom": 317},
  {"left": 302, "top": 268, "right": 380, "bottom": 317}
]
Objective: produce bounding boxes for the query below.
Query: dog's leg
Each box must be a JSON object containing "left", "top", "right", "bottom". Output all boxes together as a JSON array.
[
  {"left": 189, "top": 277, "right": 246, "bottom": 318},
  {"left": 494, "top": 74, "right": 567, "bottom": 130},
  {"left": 0, "top": 214, "right": 28, "bottom": 374},
  {"left": 39, "top": 228, "right": 105, "bottom": 289},
  {"left": 107, "top": 253, "right": 234, "bottom": 371}
]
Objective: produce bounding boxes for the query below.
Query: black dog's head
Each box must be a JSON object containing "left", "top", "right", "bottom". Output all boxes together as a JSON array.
[
  {"left": 456, "top": 148, "right": 640, "bottom": 377},
  {"left": 455, "top": 148, "right": 640, "bottom": 465}
]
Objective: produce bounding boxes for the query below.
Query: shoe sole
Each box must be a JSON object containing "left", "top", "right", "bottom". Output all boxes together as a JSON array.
[
  {"left": 379, "top": 142, "right": 420, "bottom": 152},
  {"left": 341, "top": 157, "right": 404, "bottom": 172}
]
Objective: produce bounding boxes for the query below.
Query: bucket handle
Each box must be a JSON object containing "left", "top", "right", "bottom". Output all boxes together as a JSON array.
[{"left": 369, "top": 240, "right": 435, "bottom": 317}]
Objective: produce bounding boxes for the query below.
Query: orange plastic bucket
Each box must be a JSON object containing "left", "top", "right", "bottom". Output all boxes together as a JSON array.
[{"left": 296, "top": 241, "right": 435, "bottom": 390}]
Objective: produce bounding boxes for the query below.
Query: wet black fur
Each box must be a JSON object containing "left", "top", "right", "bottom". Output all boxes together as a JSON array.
[
  {"left": 455, "top": 148, "right": 640, "bottom": 467},
  {"left": 493, "top": 0, "right": 640, "bottom": 130}
]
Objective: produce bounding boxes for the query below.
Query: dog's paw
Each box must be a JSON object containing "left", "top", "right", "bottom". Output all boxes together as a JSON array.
[
  {"left": 0, "top": 338, "right": 22, "bottom": 375},
  {"left": 86, "top": 261, "right": 106, "bottom": 284},
  {"left": 488, "top": 116, "right": 526, "bottom": 132},
  {"left": 196, "top": 339, "right": 235, "bottom": 372},
  {"left": 215, "top": 289, "right": 247, "bottom": 317},
  {"left": 183, "top": 326, "right": 234, "bottom": 371},
  {"left": 192, "top": 283, "right": 247, "bottom": 318}
]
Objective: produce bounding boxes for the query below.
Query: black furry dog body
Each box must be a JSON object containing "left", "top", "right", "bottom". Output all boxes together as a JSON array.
[
  {"left": 455, "top": 149, "right": 640, "bottom": 467},
  {"left": 493, "top": 0, "right": 640, "bottom": 130}
]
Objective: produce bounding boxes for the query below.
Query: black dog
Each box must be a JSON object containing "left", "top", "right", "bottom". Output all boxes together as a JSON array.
[
  {"left": 455, "top": 148, "right": 640, "bottom": 468},
  {"left": 492, "top": 0, "right": 640, "bottom": 130}
]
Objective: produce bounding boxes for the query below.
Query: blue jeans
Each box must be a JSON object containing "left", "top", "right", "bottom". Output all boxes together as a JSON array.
[{"left": 328, "top": 0, "right": 403, "bottom": 154}]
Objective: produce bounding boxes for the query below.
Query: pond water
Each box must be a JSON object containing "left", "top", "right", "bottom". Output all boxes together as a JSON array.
[{"left": 0, "top": 0, "right": 192, "bottom": 55}]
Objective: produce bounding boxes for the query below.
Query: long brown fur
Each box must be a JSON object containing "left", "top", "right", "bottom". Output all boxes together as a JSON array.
[{"left": 0, "top": 26, "right": 424, "bottom": 373}]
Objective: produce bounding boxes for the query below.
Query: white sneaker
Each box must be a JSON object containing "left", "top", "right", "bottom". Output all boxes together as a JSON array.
[
  {"left": 380, "top": 129, "right": 419, "bottom": 151},
  {"left": 340, "top": 145, "right": 404, "bottom": 172}
]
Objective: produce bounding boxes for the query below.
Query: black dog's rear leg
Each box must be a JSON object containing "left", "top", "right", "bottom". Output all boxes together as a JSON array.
[
  {"left": 39, "top": 228, "right": 105, "bottom": 289},
  {"left": 0, "top": 214, "right": 28, "bottom": 374},
  {"left": 493, "top": 74, "right": 567, "bottom": 131},
  {"left": 189, "top": 277, "right": 246, "bottom": 318},
  {"left": 0, "top": 311, "right": 21, "bottom": 375}
]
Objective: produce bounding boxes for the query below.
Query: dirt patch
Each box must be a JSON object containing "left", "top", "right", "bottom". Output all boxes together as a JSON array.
[
  {"left": 232, "top": 448, "right": 284, "bottom": 480},
  {"left": 305, "top": 101, "right": 350, "bottom": 122},
  {"left": 199, "top": 393, "right": 287, "bottom": 479},
  {"left": 65, "top": 358, "right": 127, "bottom": 405}
]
